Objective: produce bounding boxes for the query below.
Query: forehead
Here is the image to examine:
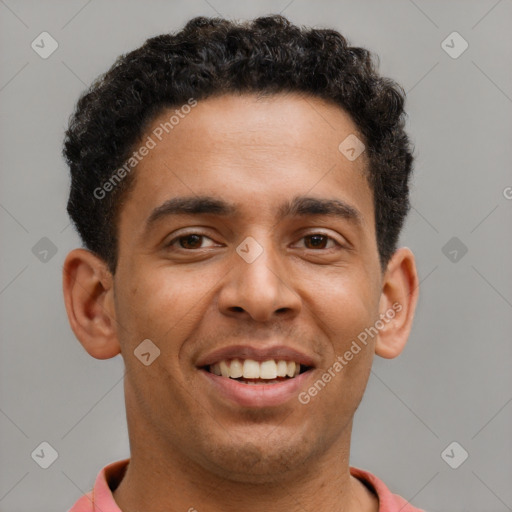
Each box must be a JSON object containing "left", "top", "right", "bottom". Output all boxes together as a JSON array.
[{"left": 118, "top": 93, "right": 374, "bottom": 241}]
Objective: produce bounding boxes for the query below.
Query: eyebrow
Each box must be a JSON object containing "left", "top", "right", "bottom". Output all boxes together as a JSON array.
[{"left": 144, "top": 194, "right": 362, "bottom": 233}]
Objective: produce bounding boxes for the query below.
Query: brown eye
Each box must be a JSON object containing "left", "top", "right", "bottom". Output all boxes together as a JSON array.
[
  {"left": 167, "top": 233, "right": 216, "bottom": 250},
  {"left": 178, "top": 234, "right": 204, "bottom": 249},
  {"left": 302, "top": 234, "right": 338, "bottom": 250}
]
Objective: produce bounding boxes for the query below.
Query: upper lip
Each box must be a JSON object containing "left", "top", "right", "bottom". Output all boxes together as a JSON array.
[{"left": 196, "top": 344, "right": 317, "bottom": 368}]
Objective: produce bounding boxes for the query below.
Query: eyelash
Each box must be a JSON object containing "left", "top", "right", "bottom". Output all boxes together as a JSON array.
[{"left": 165, "top": 232, "right": 343, "bottom": 251}]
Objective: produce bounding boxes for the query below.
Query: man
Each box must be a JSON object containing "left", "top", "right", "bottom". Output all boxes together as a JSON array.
[{"left": 62, "top": 14, "right": 423, "bottom": 512}]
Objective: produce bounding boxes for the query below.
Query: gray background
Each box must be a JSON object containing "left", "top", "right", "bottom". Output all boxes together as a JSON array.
[{"left": 1, "top": 0, "right": 511, "bottom": 511}]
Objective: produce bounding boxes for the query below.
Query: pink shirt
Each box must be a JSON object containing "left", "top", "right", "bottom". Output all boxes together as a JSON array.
[{"left": 67, "top": 458, "right": 425, "bottom": 512}]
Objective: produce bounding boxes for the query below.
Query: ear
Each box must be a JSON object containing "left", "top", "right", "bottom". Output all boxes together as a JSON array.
[
  {"left": 375, "top": 247, "right": 419, "bottom": 359},
  {"left": 62, "top": 248, "right": 121, "bottom": 359}
]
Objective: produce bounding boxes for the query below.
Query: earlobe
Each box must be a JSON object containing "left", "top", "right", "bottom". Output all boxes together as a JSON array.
[
  {"left": 62, "top": 248, "right": 121, "bottom": 359},
  {"left": 375, "top": 247, "right": 419, "bottom": 359}
]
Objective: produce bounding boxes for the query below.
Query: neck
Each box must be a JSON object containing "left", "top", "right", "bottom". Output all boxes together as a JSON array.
[{"left": 112, "top": 421, "right": 378, "bottom": 512}]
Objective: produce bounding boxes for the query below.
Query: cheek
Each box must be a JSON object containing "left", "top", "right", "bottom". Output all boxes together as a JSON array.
[
  {"left": 303, "top": 291, "right": 376, "bottom": 425},
  {"left": 115, "top": 266, "right": 211, "bottom": 351},
  {"left": 318, "top": 273, "right": 379, "bottom": 394},
  {"left": 305, "top": 274, "right": 378, "bottom": 403},
  {"left": 312, "top": 269, "right": 380, "bottom": 347}
]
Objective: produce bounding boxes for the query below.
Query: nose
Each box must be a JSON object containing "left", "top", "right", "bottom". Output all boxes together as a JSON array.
[{"left": 217, "top": 237, "right": 302, "bottom": 323}]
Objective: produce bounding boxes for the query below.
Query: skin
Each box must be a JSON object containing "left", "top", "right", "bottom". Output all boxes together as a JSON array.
[{"left": 63, "top": 93, "right": 419, "bottom": 512}]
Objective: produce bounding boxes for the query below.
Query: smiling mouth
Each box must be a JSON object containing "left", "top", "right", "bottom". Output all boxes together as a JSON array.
[{"left": 202, "top": 358, "right": 313, "bottom": 385}]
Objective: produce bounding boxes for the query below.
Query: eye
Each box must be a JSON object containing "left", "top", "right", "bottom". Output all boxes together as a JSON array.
[
  {"left": 165, "top": 232, "right": 342, "bottom": 252},
  {"left": 166, "top": 233, "right": 218, "bottom": 250},
  {"left": 297, "top": 233, "right": 341, "bottom": 250}
]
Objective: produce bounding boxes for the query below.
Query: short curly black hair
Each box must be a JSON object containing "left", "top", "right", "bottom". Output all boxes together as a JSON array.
[{"left": 63, "top": 14, "right": 413, "bottom": 274}]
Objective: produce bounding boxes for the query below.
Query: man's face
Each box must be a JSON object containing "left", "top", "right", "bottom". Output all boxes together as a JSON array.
[{"left": 113, "top": 93, "right": 383, "bottom": 481}]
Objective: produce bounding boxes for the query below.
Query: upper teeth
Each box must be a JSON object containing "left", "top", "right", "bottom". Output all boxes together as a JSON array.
[{"left": 209, "top": 359, "right": 301, "bottom": 379}]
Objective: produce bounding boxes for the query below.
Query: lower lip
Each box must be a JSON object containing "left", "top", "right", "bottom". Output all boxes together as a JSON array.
[{"left": 199, "top": 369, "right": 313, "bottom": 407}]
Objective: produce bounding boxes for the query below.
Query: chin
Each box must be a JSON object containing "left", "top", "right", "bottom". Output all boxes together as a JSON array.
[{"left": 194, "top": 428, "right": 316, "bottom": 483}]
